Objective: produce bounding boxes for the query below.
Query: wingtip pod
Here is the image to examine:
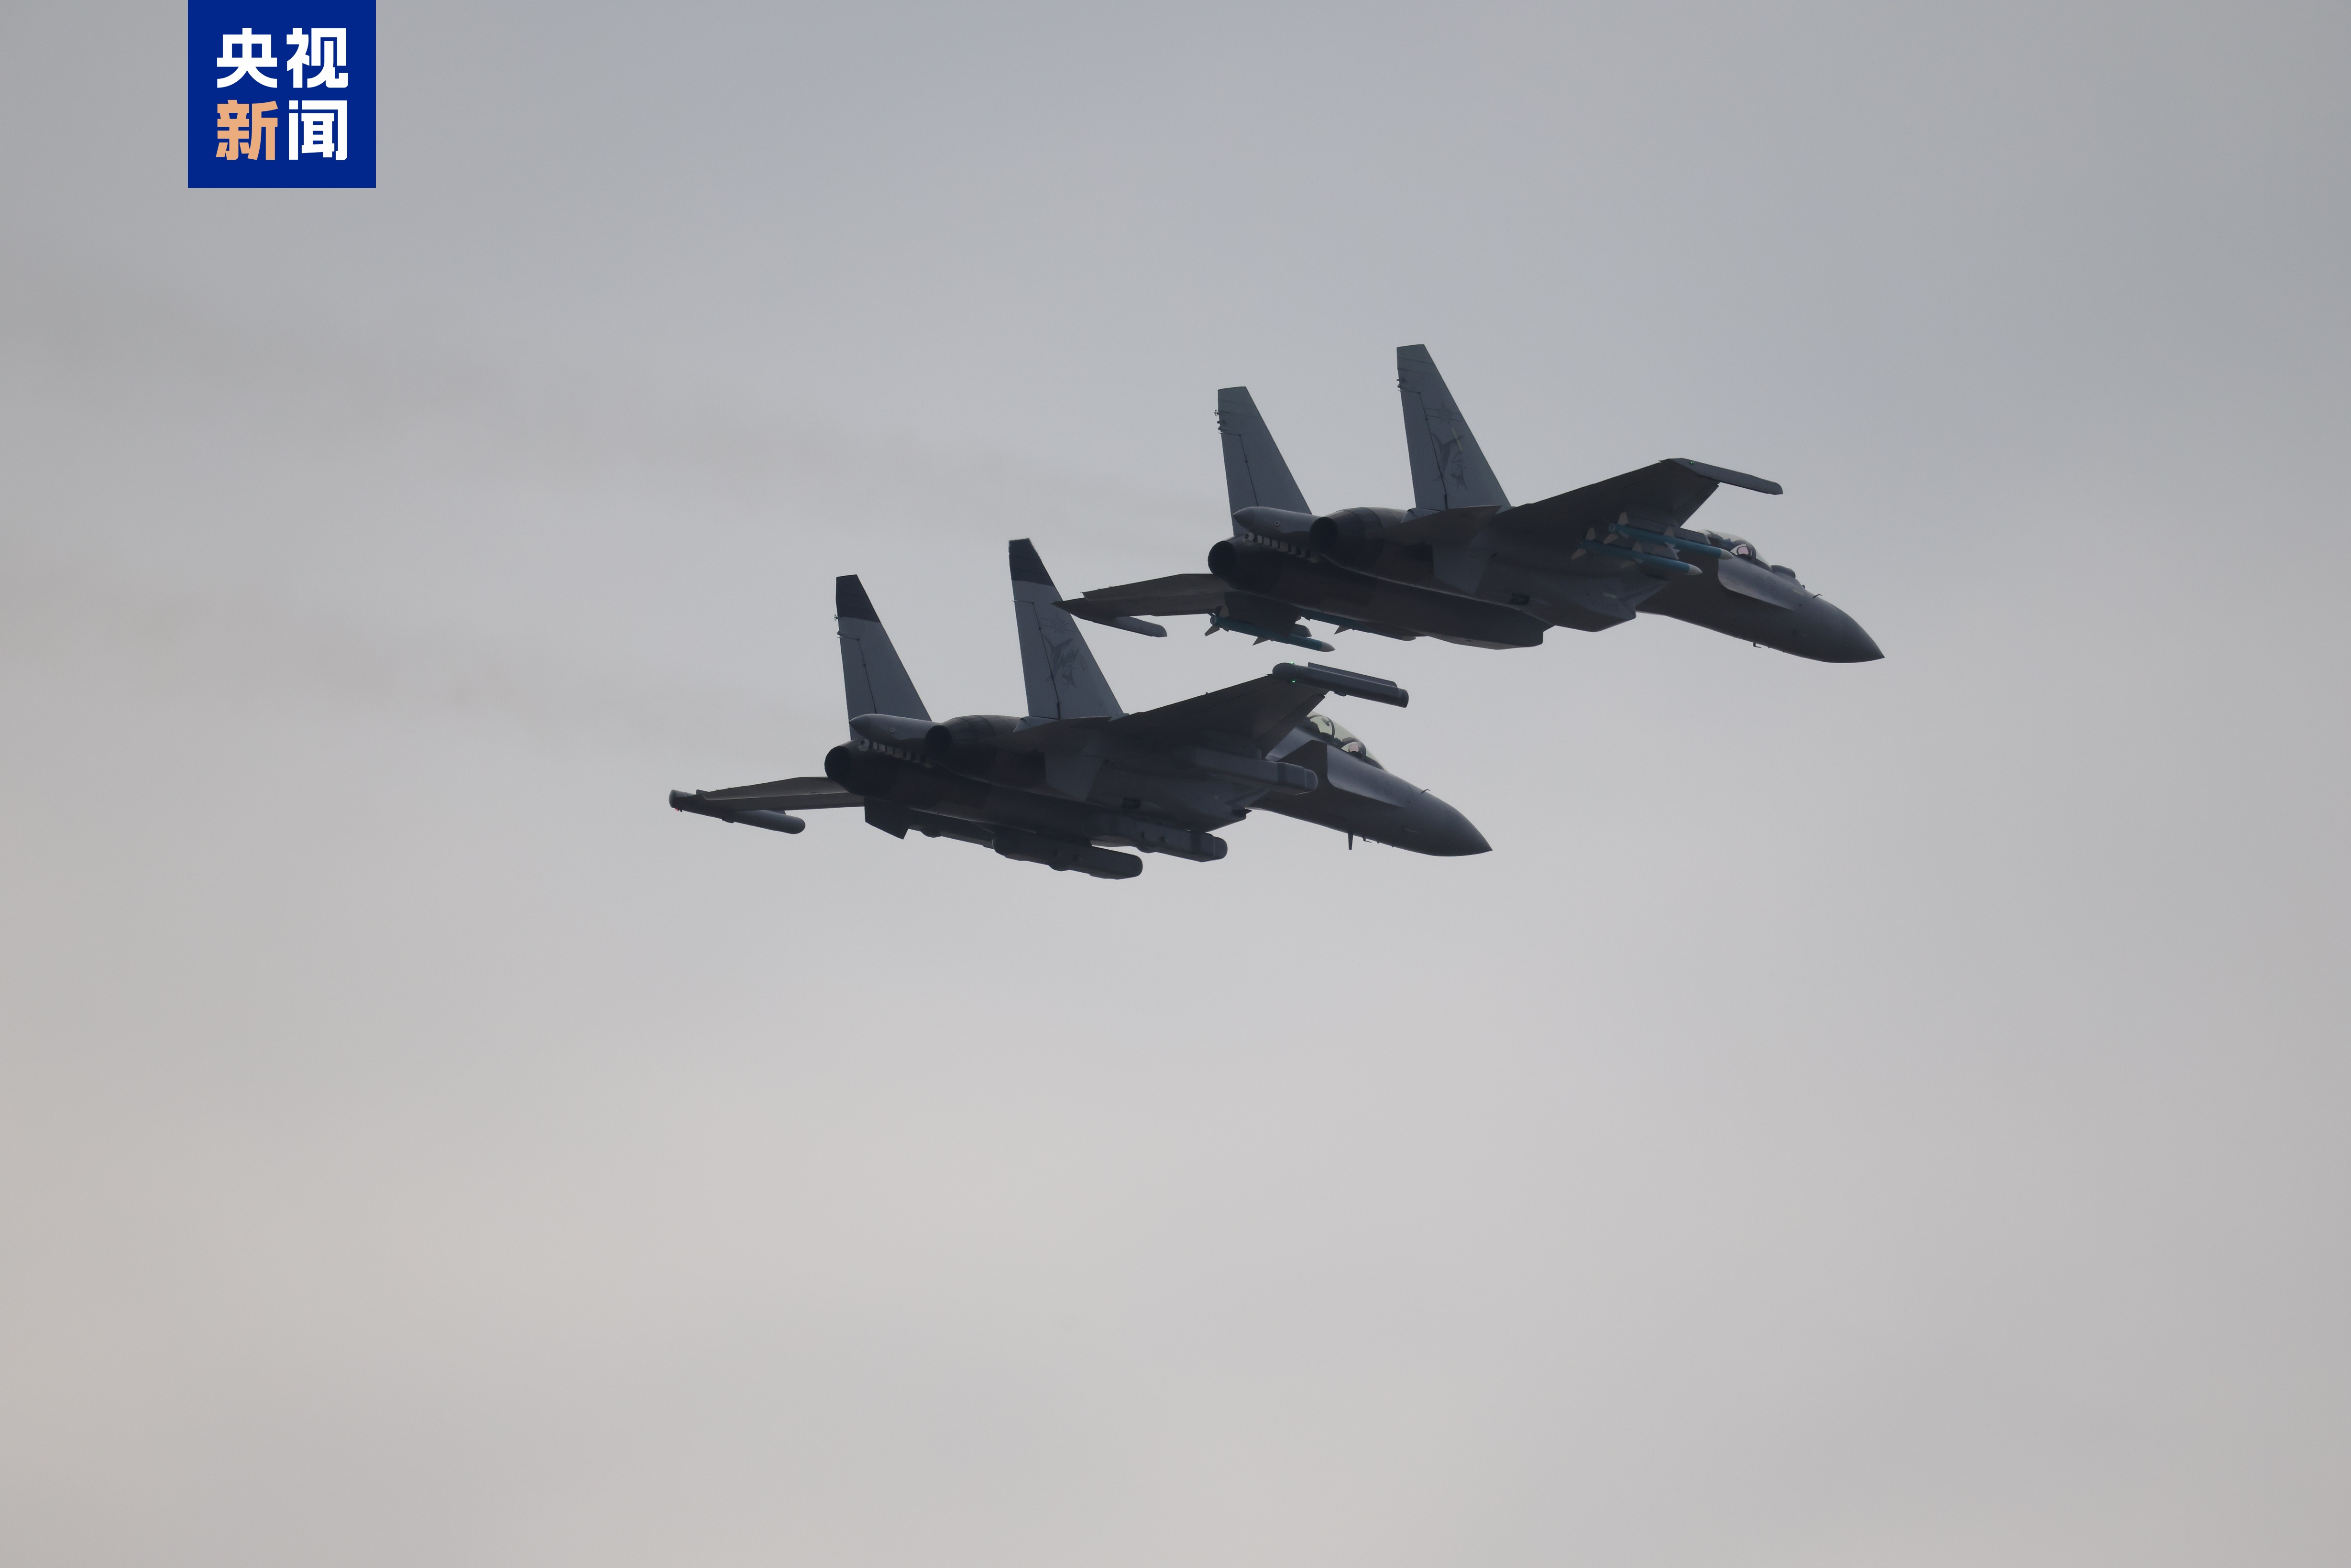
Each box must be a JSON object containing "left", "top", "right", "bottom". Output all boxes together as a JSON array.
[
  {"left": 1668, "top": 457, "right": 1782, "bottom": 496},
  {"left": 1270, "top": 661, "right": 1408, "bottom": 707}
]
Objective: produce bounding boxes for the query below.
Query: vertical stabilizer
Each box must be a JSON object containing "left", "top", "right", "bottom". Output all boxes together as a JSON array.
[
  {"left": 1397, "top": 345, "right": 1509, "bottom": 514},
  {"left": 1009, "top": 540, "right": 1122, "bottom": 721},
  {"left": 1217, "top": 386, "right": 1312, "bottom": 515},
  {"left": 836, "top": 574, "right": 929, "bottom": 721}
]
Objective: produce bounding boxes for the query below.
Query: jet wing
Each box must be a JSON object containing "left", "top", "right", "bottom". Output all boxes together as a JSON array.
[
  {"left": 1057, "top": 573, "right": 1230, "bottom": 628},
  {"left": 1101, "top": 663, "right": 1404, "bottom": 753},
  {"left": 681, "top": 777, "right": 861, "bottom": 811},
  {"left": 1104, "top": 674, "right": 1332, "bottom": 752},
  {"left": 1497, "top": 458, "right": 1781, "bottom": 541},
  {"left": 1003, "top": 662, "right": 1404, "bottom": 756}
]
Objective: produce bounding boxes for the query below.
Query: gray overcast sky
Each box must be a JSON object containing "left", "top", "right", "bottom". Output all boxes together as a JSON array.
[{"left": 3, "top": 2, "right": 2347, "bottom": 1565}]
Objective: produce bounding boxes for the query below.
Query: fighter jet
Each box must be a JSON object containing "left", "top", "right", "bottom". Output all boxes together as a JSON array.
[
  {"left": 1060, "top": 344, "right": 1882, "bottom": 664},
  {"left": 667, "top": 540, "right": 1489, "bottom": 880}
]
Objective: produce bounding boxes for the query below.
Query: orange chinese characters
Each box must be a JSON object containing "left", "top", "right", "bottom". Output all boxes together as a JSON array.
[{"left": 215, "top": 100, "right": 279, "bottom": 161}]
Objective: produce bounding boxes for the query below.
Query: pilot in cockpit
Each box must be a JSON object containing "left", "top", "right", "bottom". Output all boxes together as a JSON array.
[
  {"left": 1304, "top": 712, "right": 1383, "bottom": 770},
  {"left": 1705, "top": 530, "right": 1806, "bottom": 582}
]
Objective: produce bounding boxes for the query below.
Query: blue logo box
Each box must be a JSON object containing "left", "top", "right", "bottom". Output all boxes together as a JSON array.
[{"left": 189, "top": 0, "right": 375, "bottom": 187}]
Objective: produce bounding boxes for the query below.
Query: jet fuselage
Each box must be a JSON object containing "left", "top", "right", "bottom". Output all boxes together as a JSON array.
[
  {"left": 1208, "top": 510, "right": 1880, "bottom": 663},
  {"left": 1064, "top": 348, "right": 1883, "bottom": 665},
  {"left": 822, "top": 712, "right": 1488, "bottom": 865}
]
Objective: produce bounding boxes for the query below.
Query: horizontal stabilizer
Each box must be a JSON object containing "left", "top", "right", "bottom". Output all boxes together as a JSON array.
[
  {"left": 670, "top": 791, "right": 807, "bottom": 833},
  {"left": 672, "top": 777, "right": 863, "bottom": 833},
  {"left": 673, "top": 777, "right": 861, "bottom": 812}
]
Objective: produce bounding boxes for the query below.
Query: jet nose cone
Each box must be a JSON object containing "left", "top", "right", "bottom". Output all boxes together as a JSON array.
[
  {"left": 1399, "top": 791, "right": 1491, "bottom": 856},
  {"left": 1802, "top": 597, "right": 1883, "bottom": 663}
]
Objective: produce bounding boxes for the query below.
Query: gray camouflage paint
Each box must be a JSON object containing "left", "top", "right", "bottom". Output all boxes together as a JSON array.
[
  {"left": 1066, "top": 345, "right": 1882, "bottom": 664},
  {"left": 671, "top": 546, "right": 1488, "bottom": 878}
]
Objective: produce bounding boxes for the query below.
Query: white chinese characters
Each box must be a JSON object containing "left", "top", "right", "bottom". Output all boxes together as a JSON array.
[
  {"left": 214, "top": 27, "right": 277, "bottom": 88},
  {"left": 212, "top": 26, "right": 351, "bottom": 92},
  {"left": 208, "top": 23, "right": 353, "bottom": 164},
  {"left": 285, "top": 28, "right": 349, "bottom": 89},
  {"left": 288, "top": 100, "right": 349, "bottom": 161}
]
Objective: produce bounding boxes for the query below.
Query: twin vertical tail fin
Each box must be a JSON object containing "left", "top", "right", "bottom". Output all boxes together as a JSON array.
[
  {"left": 842, "top": 356, "right": 1492, "bottom": 727},
  {"left": 836, "top": 574, "right": 929, "bottom": 721},
  {"left": 1217, "top": 386, "right": 1313, "bottom": 516},
  {"left": 1397, "top": 344, "right": 1509, "bottom": 515},
  {"left": 1009, "top": 539, "right": 1122, "bottom": 721}
]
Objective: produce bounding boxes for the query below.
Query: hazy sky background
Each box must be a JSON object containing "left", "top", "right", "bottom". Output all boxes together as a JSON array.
[{"left": 3, "top": 2, "right": 2347, "bottom": 1565}]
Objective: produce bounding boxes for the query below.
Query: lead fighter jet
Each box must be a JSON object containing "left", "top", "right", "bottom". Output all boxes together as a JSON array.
[
  {"left": 668, "top": 540, "right": 1488, "bottom": 879},
  {"left": 1061, "top": 345, "right": 1882, "bottom": 663}
]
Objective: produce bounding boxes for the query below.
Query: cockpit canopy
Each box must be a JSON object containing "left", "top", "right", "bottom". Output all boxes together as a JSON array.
[
  {"left": 1304, "top": 712, "right": 1382, "bottom": 769},
  {"left": 1701, "top": 531, "right": 1802, "bottom": 581}
]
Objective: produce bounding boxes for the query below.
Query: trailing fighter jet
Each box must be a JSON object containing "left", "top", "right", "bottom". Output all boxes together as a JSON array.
[
  {"left": 1060, "top": 345, "right": 1882, "bottom": 663},
  {"left": 667, "top": 540, "right": 1488, "bottom": 880}
]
